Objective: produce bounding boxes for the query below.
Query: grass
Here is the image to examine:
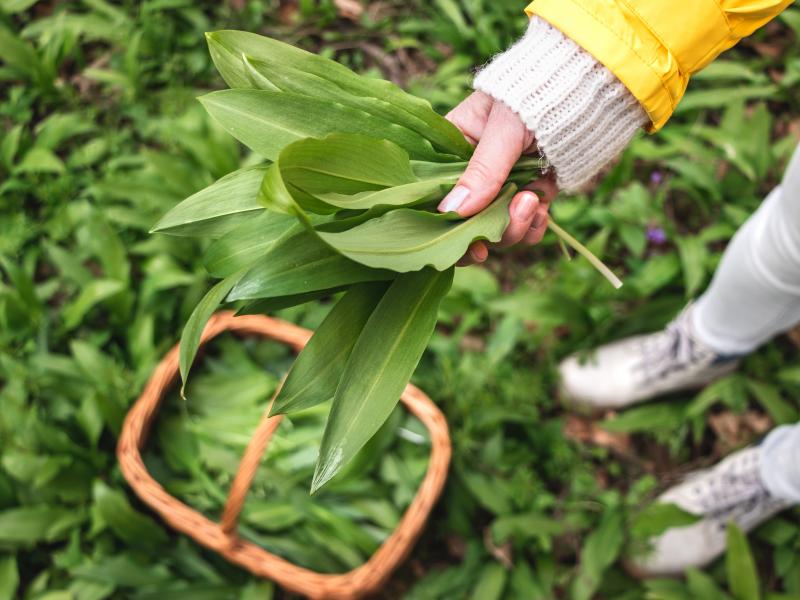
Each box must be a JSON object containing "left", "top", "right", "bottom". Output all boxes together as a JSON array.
[{"left": 1, "top": 0, "right": 800, "bottom": 598}]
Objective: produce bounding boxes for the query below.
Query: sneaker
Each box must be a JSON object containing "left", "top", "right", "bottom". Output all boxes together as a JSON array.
[
  {"left": 558, "top": 305, "right": 741, "bottom": 410},
  {"left": 627, "top": 446, "right": 793, "bottom": 577}
]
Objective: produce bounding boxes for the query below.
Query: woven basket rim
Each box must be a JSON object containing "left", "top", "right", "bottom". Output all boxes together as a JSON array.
[{"left": 117, "top": 311, "right": 451, "bottom": 600}]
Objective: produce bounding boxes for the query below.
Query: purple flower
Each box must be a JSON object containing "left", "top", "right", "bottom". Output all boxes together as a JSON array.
[
  {"left": 646, "top": 226, "right": 667, "bottom": 245},
  {"left": 650, "top": 171, "right": 664, "bottom": 185}
]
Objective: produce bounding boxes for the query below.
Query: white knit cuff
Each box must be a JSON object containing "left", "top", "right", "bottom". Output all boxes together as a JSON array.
[{"left": 473, "top": 16, "right": 649, "bottom": 192}]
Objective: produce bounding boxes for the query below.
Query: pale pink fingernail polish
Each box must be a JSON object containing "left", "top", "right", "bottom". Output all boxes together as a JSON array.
[{"left": 438, "top": 185, "right": 470, "bottom": 213}]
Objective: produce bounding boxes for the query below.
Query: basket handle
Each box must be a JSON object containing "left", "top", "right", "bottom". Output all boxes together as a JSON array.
[{"left": 220, "top": 394, "right": 284, "bottom": 537}]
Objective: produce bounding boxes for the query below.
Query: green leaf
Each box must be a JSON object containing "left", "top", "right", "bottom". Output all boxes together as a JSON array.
[
  {"left": 686, "top": 568, "right": 731, "bottom": 600},
  {"left": 1, "top": 0, "right": 40, "bottom": 14},
  {"left": 236, "top": 288, "right": 346, "bottom": 315},
  {"left": 0, "top": 506, "right": 82, "bottom": 545},
  {"left": 492, "top": 512, "right": 565, "bottom": 544},
  {"left": 241, "top": 54, "right": 470, "bottom": 160},
  {"left": 259, "top": 133, "right": 422, "bottom": 217},
  {"left": 676, "top": 85, "right": 778, "bottom": 113},
  {"left": 71, "top": 554, "right": 172, "bottom": 588},
  {"left": 0, "top": 123, "right": 22, "bottom": 169},
  {"left": 179, "top": 273, "right": 242, "bottom": 396},
  {"left": 726, "top": 522, "right": 761, "bottom": 600},
  {"left": 228, "top": 229, "right": 392, "bottom": 301},
  {"left": 676, "top": 236, "right": 708, "bottom": 296},
  {"left": 318, "top": 184, "right": 516, "bottom": 272},
  {"left": 0, "top": 25, "right": 50, "bottom": 86},
  {"left": 601, "top": 401, "right": 688, "bottom": 433},
  {"left": 151, "top": 166, "right": 266, "bottom": 238},
  {"left": 311, "top": 267, "right": 453, "bottom": 492},
  {"left": 279, "top": 134, "right": 417, "bottom": 196},
  {"left": 571, "top": 510, "right": 625, "bottom": 600},
  {"left": 34, "top": 112, "right": 95, "bottom": 151},
  {"left": 746, "top": 380, "right": 799, "bottom": 425},
  {"left": 92, "top": 480, "right": 168, "bottom": 550},
  {"left": 0, "top": 555, "right": 18, "bottom": 600},
  {"left": 627, "top": 253, "right": 681, "bottom": 296},
  {"left": 257, "top": 135, "right": 456, "bottom": 222},
  {"left": 199, "top": 89, "right": 444, "bottom": 162},
  {"left": 318, "top": 177, "right": 455, "bottom": 211},
  {"left": 271, "top": 281, "right": 388, "bottom": 415},
  {"left": 509, "top": 562, "right": 548, "bottom": 600},
  {"left": 206, "top": 30, "right": 470, "bottom": 158},
  {"left": 630, "top": 502, "right": 701, "bottom": 540},
  {"left": 61, "top": 278, "right": 125, "bottom": 330},
  {"left": 469, "top": 563, "right": 507, "bottom": 600},
  {"left": 15, "top": 147, "right": 64, "bottom": 174},
  {"left": 781, "top": 8, "right": 800, "bottom": 35},
  {"left": 460, "top": 469, "right": 513, "bottom": 515},
  {"left": 693, "top": 61, "right": 769, "bottom": 84},
  {"left": 203, "top": 211, "right": 298, "bottom": 278},
  {"left": 688, "top": 375, "right": 748, "bottom": 417},
  {"left": 643, "top": 579, "right": 693, "bottom": 600}
]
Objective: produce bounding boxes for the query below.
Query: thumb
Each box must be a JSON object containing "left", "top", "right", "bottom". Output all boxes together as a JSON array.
[{"left": 438, "top": 101, "right": 533, "bottom": 217}]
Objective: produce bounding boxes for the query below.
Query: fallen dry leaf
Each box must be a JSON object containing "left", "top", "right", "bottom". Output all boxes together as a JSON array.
[
  {"left": 334, "top": 0, "right": 364, "bottom": 20},
  {"left": 787, "top": 323, "right": 800, "bottom": 347},
  {"left": 459, "top": 334, "right": 485, "bottom": 353},
  {"left": 709, "top": 410, "right": 773, "bottom": 451},
  {"left": 564, "top": 414, "right": 632, "bottom": 455},
  {"left": 483, "top": 527, "right": 513, "bottom": 570},
  {"left": 753, "top": 41, "right": 784, "bottom": 59}
]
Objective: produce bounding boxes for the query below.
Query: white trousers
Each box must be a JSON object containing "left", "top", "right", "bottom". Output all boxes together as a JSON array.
[{"left": 692, "top": 144, "right": 800, "bottom": 503}]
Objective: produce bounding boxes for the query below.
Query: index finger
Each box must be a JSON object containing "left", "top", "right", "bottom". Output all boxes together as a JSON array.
[{"left": 438, "top": 101, "right": 532, "bottom": 218}]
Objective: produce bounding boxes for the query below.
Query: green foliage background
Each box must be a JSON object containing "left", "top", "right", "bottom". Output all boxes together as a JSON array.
[{"left": 1, "top": 0, "right": 800, "bottom": 598}]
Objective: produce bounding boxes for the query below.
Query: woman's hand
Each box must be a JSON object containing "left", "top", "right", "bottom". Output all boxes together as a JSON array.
[{"left": 442, "top": 91, "right": 558, "bottom": 265}]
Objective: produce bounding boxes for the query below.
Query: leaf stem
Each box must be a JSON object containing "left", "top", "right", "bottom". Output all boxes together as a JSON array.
[{"left": 548, "top": 220, "right": 623, "bottom": 289}]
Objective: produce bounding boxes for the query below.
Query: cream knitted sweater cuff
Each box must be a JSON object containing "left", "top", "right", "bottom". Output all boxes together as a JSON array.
[{"left": 473, "top": 17, "right": 649, "bottom": 192}]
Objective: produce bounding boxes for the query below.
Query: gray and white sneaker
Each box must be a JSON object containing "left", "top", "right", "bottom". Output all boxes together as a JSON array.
[
  {"left": 558, "top": 305, "right": 741, "bottom": 410},
  {"left": 628, "top": 446, "right": 793, "bottom": 576}
]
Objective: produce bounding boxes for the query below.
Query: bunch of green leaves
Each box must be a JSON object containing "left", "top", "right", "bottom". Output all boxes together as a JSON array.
[{"left": 153, "top": 29, "right": 604, "bottom": 493}]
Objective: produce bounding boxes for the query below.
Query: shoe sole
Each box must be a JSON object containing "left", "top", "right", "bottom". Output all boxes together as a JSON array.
[{"left": 622, "top": 557, "right": 684, "bottom": 580}]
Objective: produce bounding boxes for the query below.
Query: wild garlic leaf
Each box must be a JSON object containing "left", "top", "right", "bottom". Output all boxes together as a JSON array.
[
  {"left": 206, "top": 30, "right": 471, "bottom": 158},
  {"left": 258, "top": 133, "right": 419, "bottom": 217},
  {"left": 318, "top": 184, "right": 516, "bottom": 272},
  {"left": 151, "top": 166, "right": 266, "bottom": 238},
  {"left": 199, "top": 89, "right": 444, "bottom": 162},
  {"left": 259, "top": 157, "right": 310, "bottom": 218},
  {"left": 241, "top": 54, "right": 470, "bottom": 160},
  {"left": 203, "top": 211, "right": 299, "bottom": 278},
  {"left": 270, "top": 281, "right": 389, "bottom": 416},
  {"left": 227, "top": 229, "right": 392, "bottom": 301},
  {"left": 281, "top": 134, "right": 417, "bottom": 192},
  {"left": 312, "top": 267, "right": 454, "bottom": 492},
  {"left": 236, "top": 288, "right": 347, "bottom": 315},
  {"left": 317, "top": 177, "right": 455, "bottom": 211},
  {"left": 179, "top": 272, "right": 243, "bottom": 396}
]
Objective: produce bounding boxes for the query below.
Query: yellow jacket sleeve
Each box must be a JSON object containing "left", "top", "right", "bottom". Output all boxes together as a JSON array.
[{"left": 525, "top": 0, "right": 793, "bottom": 131}]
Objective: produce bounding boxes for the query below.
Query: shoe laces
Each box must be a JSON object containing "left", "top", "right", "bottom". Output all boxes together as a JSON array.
[
  {"left": 634, "top": 309, "right": 711, "bottom": 384},
  {"left": 688, "top": 449, "right": 767, "bottom": 514},
  {"left": 708, "top": 490, "right": 788, "bottom": 533}
]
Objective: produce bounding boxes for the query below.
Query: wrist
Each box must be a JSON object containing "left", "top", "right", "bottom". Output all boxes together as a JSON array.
[{"left": 473, "top": 17, "right": 648, "bottom": 192}]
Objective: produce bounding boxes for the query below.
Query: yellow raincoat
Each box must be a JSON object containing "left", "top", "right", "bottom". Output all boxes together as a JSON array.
[{"left": 525, "top": 0, "right": 794, "bottom": 131}]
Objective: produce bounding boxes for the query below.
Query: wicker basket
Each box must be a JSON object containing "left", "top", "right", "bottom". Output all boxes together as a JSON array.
[{"left": 117, "top": 311, "right": 451, "bottom": 599}]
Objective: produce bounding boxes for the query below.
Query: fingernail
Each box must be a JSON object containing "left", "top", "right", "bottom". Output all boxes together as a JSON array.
[
  {"left": 513, "top": 193, "right": 538, "bottom": 221},
  {"left": 439, "top": 185, "right": 470, "bottom": 213},
  {"left": 470, "top": 244, "right": 488, "bottom": 262}
]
